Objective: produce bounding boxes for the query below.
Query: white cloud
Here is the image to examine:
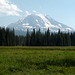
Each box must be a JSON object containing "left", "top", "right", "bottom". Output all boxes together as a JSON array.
[
  {"left": 25, "top": 11, "right": 31, "bottom": 15},
  {"left": 0, "top": 0, "right": 22, "bottom": 16},
  {"left": 33, "top": 10, "right": 37, "bottom": 13}
]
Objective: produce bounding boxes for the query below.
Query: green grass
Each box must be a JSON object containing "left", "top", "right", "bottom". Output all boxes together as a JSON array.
[{"left": 0, "top": 46, "right": 75, "bottom": 75}]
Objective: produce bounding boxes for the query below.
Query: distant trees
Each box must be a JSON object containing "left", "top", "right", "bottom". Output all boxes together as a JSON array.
[
  {"left": 0, "top": 27, "right": 16, "bottom": 46},
  {"left": 0, "top": 27, "right": 75, "bottom": 46}
]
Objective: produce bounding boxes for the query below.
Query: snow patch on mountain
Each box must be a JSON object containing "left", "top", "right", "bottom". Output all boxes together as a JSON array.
[
  {"left": 36, "top": 19, "right": 39, "bottom": 23},
  {"left": 37, "top": 14, "right": 51, "bottom": 28},
  {"left": 23, "top": 23, "right": 29, "bottom": 26},
  {"left": 66, "top": 28, "right": 72, "bottom": 31},
  {"left": 37, "top": 24, "right": 41, "bottom": 27},
  {"left": 58, "top": 24, "right": 62, "bottom": 27}
]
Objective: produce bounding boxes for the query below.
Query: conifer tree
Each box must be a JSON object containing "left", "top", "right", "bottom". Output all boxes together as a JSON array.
[
  {"left": 46, "top": 28, "right": 50, "bottom": 46},
  {"left": 30, "top": 29, "right": 36, "bottom": 46},
  {"left": 1, "top": 28, "right": 6, "bottom": 46},
  {"left": 35, "top": 29, "right": 42, "bottom": 46},
  {"left": 6, "top": 28, "right": 10, "bottom": 46},
  {"left": 26, "top": 29, "right": 30, "bottom": 46}
]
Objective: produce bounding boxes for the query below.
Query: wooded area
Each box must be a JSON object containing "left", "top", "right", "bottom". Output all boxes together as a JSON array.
[{"left": 0, "top": 27, "right": 75, "bottom": 46}]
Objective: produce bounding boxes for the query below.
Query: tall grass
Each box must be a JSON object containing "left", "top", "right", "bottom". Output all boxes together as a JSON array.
[{"left": 0, "top": 47, "right": 75, "bottom": 75}]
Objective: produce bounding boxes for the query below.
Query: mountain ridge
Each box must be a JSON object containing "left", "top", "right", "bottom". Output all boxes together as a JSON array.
[{"left": 8, "top": 14, "right": 74, "bottom": 35}]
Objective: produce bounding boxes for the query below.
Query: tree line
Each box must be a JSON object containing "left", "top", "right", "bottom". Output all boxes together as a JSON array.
[{"left": 0, "top": 27, "right": 75, "bottom": 46}]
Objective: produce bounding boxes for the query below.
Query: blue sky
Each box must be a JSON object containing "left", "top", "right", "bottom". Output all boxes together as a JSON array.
[{"left": 0, "top": 0, "right": 75, "bottom": 29}]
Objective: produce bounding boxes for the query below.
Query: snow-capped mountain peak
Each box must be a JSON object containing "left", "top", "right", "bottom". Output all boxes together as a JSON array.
[{"left": 8, "top": 13, "right": 74, "bottom": 35}]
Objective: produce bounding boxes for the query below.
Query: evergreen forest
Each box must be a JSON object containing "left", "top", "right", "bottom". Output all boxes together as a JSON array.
[{"left": 0, "top": 27, "right": 75, "bottom": 46}]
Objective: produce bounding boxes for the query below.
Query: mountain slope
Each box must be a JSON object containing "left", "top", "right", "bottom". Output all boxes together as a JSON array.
[{"left": 8, "top": 14, "right": 74, "bottom": 35}]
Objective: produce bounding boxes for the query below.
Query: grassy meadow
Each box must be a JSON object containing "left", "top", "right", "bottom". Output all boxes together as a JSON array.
[{"left": 0, "top": 46, "right": 75, "bottom": 75}]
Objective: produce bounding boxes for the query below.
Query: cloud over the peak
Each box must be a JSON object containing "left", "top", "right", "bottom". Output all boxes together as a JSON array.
[{"left": 0, "top": 0, "right": 22, "bottom": 16}]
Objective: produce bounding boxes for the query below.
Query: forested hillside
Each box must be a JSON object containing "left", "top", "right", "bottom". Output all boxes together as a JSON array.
[{"left": 0, "top": 27, "right": 75, "bottom": 46}]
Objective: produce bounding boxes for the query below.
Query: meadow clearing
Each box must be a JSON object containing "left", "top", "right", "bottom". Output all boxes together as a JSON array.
[{"left": 0, "top": 46, "right": 75, "bottom": 75}]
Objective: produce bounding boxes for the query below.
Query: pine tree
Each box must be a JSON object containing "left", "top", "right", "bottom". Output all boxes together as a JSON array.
[
  {"left": 70, "top": 32, "right": 75, "bottom": 46},
  {"left": 6, "top": 28, "right": 10, "bottom": 46},
  {"left": 46, "top": 28, "right": 50, "bottom": 46},
  {"left": 26, "top": 29, "right": 30, "bottom": 46},
  {"left": 56, "top": 29, "right": 63, "bottom": 46},
  {"left": 1, "top": 28, "right": 6, "bottom": 46},
  {"left": 12, "top": 29, "right": 16, "bottom": 46},
  {"left": 66, "top": 32, "right": 71, "bottom": 46},
  {"left": 0, "top": 27, "right": 2, "bottom": 46},
  {"left": 30, "top": 29, "right": 36, "bottom": 46},
  {"left": 35, "top": 29, "right": 42, "bottom": 46}
]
